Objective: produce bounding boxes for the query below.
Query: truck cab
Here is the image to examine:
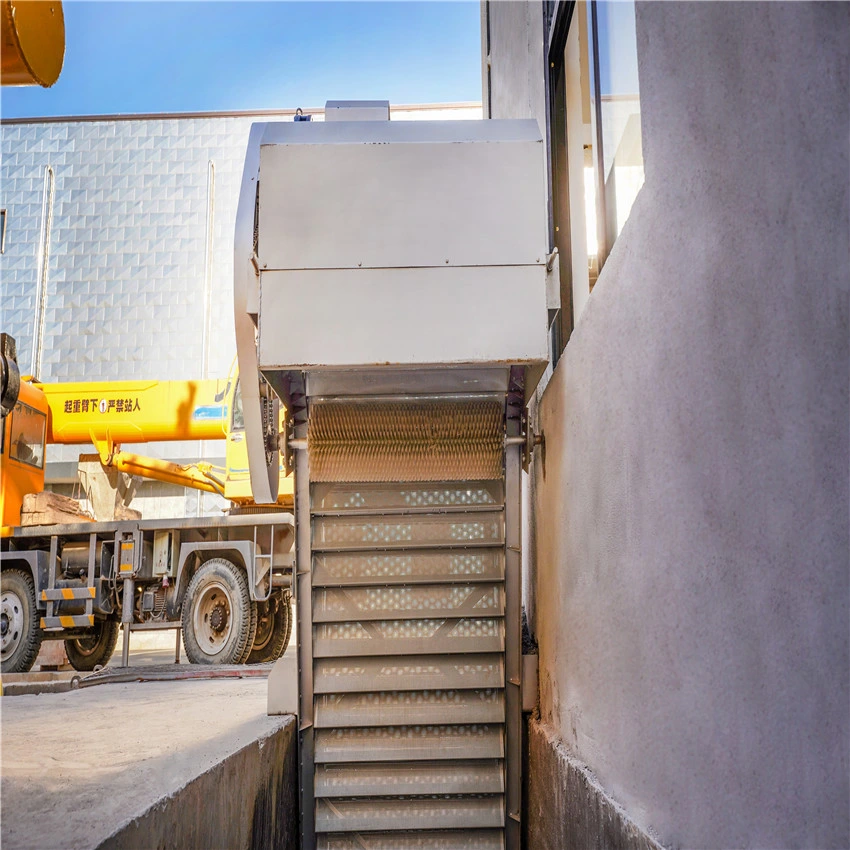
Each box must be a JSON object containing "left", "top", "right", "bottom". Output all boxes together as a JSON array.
[{"left": 1, "top": 379, "right": 48, "bottom": 532}]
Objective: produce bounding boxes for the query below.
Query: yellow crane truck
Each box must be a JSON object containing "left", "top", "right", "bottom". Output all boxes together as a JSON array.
[{"left": 0, "top": 334, "right": 294, "bottom": 673}]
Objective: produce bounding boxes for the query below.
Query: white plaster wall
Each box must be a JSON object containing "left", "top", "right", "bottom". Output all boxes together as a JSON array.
[{"left": 519, "top": 2, "right": 847, "bottom": 847}]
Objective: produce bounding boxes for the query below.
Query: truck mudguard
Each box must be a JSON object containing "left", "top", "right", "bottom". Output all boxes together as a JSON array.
[
  {"left": 172, "top": 540, "right": 258, "bottom": 612},
  {"left": 0, "top": 550, "right": 50, "bottom": 610}
]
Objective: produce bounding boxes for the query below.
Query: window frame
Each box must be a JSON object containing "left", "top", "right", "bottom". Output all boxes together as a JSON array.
[
  {"left": 547, "top": 0, "right": 643, "bottom": 345},
  {"left": 547, "top": 0, "right": 577, "bottom": 361}
]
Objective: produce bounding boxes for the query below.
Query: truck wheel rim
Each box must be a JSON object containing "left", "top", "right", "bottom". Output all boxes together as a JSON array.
[
  {"left": 73, "top": 627, "right": 103, "bottom": 656},
  {"left": 0, "top": 590, "right": 25, "bottom": 661},
  {"left": 193, "top": 580, "right": 233, "bottom": 656},
  {"left": 253, "top": 603, "right": 273, "bottom": 651}
]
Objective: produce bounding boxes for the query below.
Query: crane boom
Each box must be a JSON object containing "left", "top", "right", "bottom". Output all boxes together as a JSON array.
[{"left": 40, "top": 378, "right": 227, "bottom": 450}]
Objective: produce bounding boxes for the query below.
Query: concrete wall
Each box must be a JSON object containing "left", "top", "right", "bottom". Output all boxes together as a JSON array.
[
  {"left": 527, "top": 716, "right": 664, "bottom": 850},
  {"left": 489, "top": 1, "right": 849, "bottom": 847},
  {"left": 102, "top": 717, "right": 298, "bottom": 850}
]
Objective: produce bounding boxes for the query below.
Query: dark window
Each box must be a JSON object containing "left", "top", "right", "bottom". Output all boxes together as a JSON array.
[
  {"left": 231, "top": 381, "right": 244, "bottom": 431},
  {"left": 0, "top": 209, "right": 6, "bottom": 254},
  {"left": 9, "top": 402, "right": 46, "bottom": 469}
]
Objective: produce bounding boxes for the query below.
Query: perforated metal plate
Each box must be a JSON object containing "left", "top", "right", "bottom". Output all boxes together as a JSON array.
[
  {"left": 317, "top": 830, "right": 504, "bottom": 850},
  {"left": 313, "top": 655, "right": 505, "bottom": 694},
  {"left": 313, "top": 617, "right": 504, "bottom": 658},
  {"left": 313, "top": 550, "right": 505, "bottom": 588},
  {"left": 313, "top": 584, "right": 504, "bottom": 622},
  {"left": 311, "top": 481, "right": 504, "bottom": 512},
  {"left": 312, "top": 513, "right": 505, "bottom": 550},
  {"left": 315, "top": 725, "right": 504, "bottom": 763},
  {"left": 315, "top": 760, "right": 505, "bottom": 797},
  {"left": 315, "top": 796, "right": 505, "bottom": 832},
  {"left": 314, "top": 689, "right": 505, "bottom": 727}
]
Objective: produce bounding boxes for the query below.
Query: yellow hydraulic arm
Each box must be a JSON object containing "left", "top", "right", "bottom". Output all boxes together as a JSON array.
[
  {"left": 39, "top": 377, "right": 231, "bottom": 495},
  {"left": 101, "top": 452, "right": 225, "bottom": 496}
]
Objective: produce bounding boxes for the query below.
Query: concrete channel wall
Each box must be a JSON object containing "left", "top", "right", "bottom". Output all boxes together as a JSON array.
[
  {"left": 487, "top": 2, "right": 849, "bottom": 848},
  {"left": 101, "top": 718, "right": 298, "bottom": 850}
]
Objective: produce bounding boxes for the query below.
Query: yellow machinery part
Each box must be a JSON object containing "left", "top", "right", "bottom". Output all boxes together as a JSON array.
[
  {"left": 103, "top": 451, "right": 226, "bottom": 497},
  {"left": 39, "top": 378, "right": 228, "bottom": 446},
  {"left": 0, "top": 0, "right": 64, "bottom": 87},
  {"left": 1, "top": 373, "right": 294, "bottom": 534}
]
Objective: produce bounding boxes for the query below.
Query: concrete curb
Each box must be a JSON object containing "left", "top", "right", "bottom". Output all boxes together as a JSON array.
[
  {"left": 98, "top": 716, "right": 298, "bottom": 850},
  {"left": 527, "top": 716, "right": 667, "bottom": 850}
]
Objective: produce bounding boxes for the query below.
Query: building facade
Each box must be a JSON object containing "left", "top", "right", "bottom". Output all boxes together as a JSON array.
[
  {"left": 484, "top": 1, "right": 848, "bottom": 848},
  {"left": 0, "top": 102, "right": 481, "bottom": 517}
]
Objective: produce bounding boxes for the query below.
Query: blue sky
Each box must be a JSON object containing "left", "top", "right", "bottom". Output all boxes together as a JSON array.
[{"left": 1, "top": 1, "right": 482, "bottom": 118}]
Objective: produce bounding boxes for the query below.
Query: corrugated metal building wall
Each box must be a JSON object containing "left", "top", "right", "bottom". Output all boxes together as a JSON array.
[{"left": 0, "top": 103, "right": 481, "bottom": 517}]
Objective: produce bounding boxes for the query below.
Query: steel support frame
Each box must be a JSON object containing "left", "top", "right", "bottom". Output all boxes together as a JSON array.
[
  {"left": 295, "top": 418, "right": 316, "bottom": 850},
  {"left": 117, "top": 528, "right": 142, "bottom": 668},
  {"left": 505, "top": 421, "right": 523, "bottom": 849},
  {"left": 120, "top": 576, "right": 135, "bottom": 667},
  {"left": 45, "top": 535, "right": 58, "bottom": 625},
  {"left": 86, "top": 532, "right": 96, "bottom": 626}
]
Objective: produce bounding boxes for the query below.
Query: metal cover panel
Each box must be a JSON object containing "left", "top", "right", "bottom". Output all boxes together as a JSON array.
[
  {"left": 315, "top": 796, "right": 505, "bottom": 832},
  {"left": 258, "top": 120, "right": 545, "bottom": 270},
  {"left": 257, "top": 265, "right": 549, "bottom": 371},
  {"left": 313, "top": 655, "right": 505, "bottom": 694},
  {"left": 314, "top": 690, "right": 505, "bottom": 728},
  {"left": 314, "top": 725, "right": 504, "bottom": 763},
  {"left": 312, "top": 550, "right": 505, "bottom": 588},
  {"left": 317, "top": 829, "right": 505, "bottom": 850}
]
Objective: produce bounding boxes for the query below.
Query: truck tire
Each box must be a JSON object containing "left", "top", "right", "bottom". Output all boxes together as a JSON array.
[
  {"left": 245, "top": 591, "right": 292, "bottom": 664},
  {"left": 182, "top": 558, "right": 257, "bottom": 665},
  {"left": 1, "top": 569, "right": 43, "bottom": 673},
  {"left": 65, "top": 619, "right": 119, "bottom": 671}
]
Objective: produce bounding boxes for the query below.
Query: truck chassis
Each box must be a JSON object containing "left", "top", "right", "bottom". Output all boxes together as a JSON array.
[{"left": 1, "top": 512, "right": 294, "bottom": 673}]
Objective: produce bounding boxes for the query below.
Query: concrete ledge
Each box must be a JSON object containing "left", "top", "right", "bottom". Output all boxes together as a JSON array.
[
  {"left": 527, "top": 716, "right": 665, "bottom": 850},
  {"left": 101, "top": 717, "right": 298, "bottom": 850}
]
